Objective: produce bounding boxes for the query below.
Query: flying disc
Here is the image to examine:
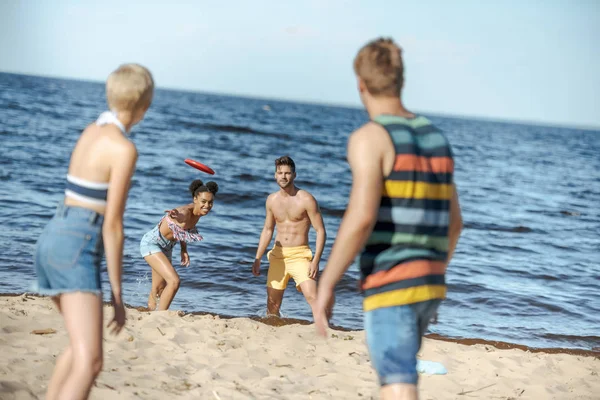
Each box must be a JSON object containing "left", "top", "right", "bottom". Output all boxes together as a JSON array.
[{"left": 184, "top": 158, "right": 215, "bottom": 175}]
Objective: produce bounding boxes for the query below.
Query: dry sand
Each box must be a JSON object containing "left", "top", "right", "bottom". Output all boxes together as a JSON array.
[{"left": 1, "top": 294, "right": 598, "bottom": 399}]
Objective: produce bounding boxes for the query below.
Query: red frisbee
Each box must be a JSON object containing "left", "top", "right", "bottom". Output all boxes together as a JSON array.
[{"left": 184, "top": 158, "right": 215, "bottom": 175}]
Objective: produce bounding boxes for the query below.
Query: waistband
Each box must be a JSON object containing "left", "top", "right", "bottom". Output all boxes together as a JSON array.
[
  {"left": 147, "top": 224, "right": 175, "bottom": 248},
  {"left": 271, "top": 244, "right": 311, "bottom": 255},
  {"left": 55, "top": 203, "right": 104, "bottom": 226}
]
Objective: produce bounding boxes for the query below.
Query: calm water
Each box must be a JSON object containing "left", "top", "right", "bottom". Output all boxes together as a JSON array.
[{"left": 0, "top": 72, "right": 598, "bottom": 351}]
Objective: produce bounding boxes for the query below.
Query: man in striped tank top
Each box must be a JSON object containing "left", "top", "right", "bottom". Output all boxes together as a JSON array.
[{"left": 314, "top": 38, "right": 463, "bottom": 399}]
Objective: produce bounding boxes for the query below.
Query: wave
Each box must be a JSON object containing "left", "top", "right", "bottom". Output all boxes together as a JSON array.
[
  {"left": 320, "top": 206, "right": 345, "bottom": 218},
  {"left": 198, "top": 123, "right": 262, "bottom": 134},
  {"left": 464, "top": 222, "right": 535, "bottom": 233},
  {"left": 175, "top": 122, "right": 334, "bottom": 147}
]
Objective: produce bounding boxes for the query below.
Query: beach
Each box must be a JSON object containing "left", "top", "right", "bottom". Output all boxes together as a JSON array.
[
  {"left": 2, "top": 73, "right": 599, "bottom": 352},
  {"left": 1, "top": 294, "right": 598, "bottom": 400}
]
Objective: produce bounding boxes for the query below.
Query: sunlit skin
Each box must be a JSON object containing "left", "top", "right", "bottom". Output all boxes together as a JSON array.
[
  {"left": 253, "top": 164, "right": 334, "bottom": 320},
  {"left": 145, "top": 191, "right": 215, "bottom": 311},
  {"left": 313, "top": 40, "right": 463, "bottom": 400}
]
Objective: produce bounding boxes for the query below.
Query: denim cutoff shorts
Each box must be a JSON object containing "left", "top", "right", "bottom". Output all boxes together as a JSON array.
[
  {"left": 32, "top": 203, "right": 104, "bottom": 296},
  {"left": 364, "top": 299, "right": 442, "bottom": 386},
  {"left": 139, "top": 224, "right": 175, "bottom": 260}
]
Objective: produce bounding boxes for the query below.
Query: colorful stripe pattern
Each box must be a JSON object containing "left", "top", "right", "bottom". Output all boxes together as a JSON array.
[{"left": 359, "top": 115, "right": 454, "bottom": 311}]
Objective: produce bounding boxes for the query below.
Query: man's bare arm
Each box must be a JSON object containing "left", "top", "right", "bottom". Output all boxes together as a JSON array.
[
  {"left": 446, "top": 184, "right": 463, "bottom": 265},
  {"left": 318, "top": 125, "right": 384, "bottom": 289},
  {"left": 306, "top": 194, "right": 326, "bottom": 265},
  {"left": 255, "top": 196, "right": 275, "bottom": 260}
]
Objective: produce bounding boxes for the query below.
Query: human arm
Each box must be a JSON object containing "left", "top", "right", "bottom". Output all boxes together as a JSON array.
[
  {"left": 180, "top": 241, "right": 190, "bottom": 267},
  {"left": 306, "top": 195, "right": 326, "bottom": 278},
  {"left": 431, "top": 184, "right": 463, "bottom": 325},
  {"left": 252, "top": 197, "right": 275, "bottom": 276},
  {"left": 314, "top": 125, "right": 384, "bottom": 336},
  {"left": 165, "top": 207, "right": 191, "bottom": 223},
  {"left": 103, "top": 141, "right": 138, "bottom": 334},
  {"left": 446, "top": 184, "right": 463, "bottom": 265}
]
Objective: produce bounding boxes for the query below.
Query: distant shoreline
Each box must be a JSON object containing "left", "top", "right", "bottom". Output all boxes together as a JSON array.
[
  {"left": 2, "top": 70, "right": 599, "bottom": 132},
  {"left": 4, "top": 292, "right": 598, "bottom": 359}
]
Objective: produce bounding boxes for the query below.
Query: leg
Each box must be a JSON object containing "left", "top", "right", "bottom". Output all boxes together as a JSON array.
[
  {"left": 298, "top": 279, "right": 317, "bottom": 314},
  {"left": 147, "top": 269, "right": 167, "bottom": 310},
  {"left": 144, "top": 253, "right": 180, "bottom": 310},
  {"left": 47, "top": 347, "right": 74, "bottom": 400},
  {"left": 266, "top": 287, "right": 285, "bottom": 317},
  {"left": 289, "top": 247, "right": 336, "bottom": 320},
  {"left": 55, "top": 292, "right": 104, "bottom": 400},
  {"left": 155, "top": 275, "right": 167, "bottom": 297},
  {"left": 326, "top": 291, "right": 335, "bottom": 321},
  {"left": 380, "top": 385, "right": 418, "bottom": 400},
  {"left": 46, "top": 297, "right": 73, "bottom": 400},
  {"left": 299, "top": 279, "right": 335, "bottom": 322},
  {"left": 265, "top": 249, "right": 288, "bottom": 317}
]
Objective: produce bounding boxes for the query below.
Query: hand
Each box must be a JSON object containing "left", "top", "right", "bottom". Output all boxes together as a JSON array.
[
  {"left": 252, "top": 259, "right": 261, "bottom": 276},
  {"left": 180, "top": 251, "right": 190, "bottom": 267},
  {"left": 108, "top": 293, "right": 126, "bottom": 335},
  {"left": 314, "top": 284, "right": 335, "bottom": 337},
  {"left": 308, "top": 261, "right": 319, "bottom": 279},
  {"left": 165, "top": 209, "right": 184, "bottom": 223}
]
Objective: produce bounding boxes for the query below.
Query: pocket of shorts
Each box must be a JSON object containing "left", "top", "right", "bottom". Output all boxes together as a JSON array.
[
  {"left": 306, "top": 249, "right": 314, "bottom": 261},
  {"left": 140, "top": 232, "right": 153, "bottom": 246},
  {"left": 46, "top": 230, "right": 91, "bottom": 270}
]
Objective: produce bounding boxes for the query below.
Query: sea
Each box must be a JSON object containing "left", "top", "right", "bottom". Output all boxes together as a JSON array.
[{"left": 0, "top": 72, "right": 598, "bottom": 351}]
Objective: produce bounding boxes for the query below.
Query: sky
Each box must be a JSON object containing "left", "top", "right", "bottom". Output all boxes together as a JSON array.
[{"left": 1, "top": 0, "right": 599, "bottom": 128}]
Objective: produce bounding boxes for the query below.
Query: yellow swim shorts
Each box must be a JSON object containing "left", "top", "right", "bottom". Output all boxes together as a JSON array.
[{"left": 266, "top": 245, "right": 314, "bottom": 291}]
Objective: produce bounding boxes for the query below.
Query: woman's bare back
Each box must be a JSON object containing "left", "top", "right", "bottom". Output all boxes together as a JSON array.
[{"left": 64, "top": 123, "right": 133, "bottom": 214}]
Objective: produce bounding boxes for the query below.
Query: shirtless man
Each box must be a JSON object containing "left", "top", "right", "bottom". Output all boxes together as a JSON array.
[{"left": 252, "top": 155, "right": 327, "bottom": 317}]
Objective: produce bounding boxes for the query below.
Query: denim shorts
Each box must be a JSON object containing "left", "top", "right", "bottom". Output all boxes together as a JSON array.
[
  {"left": 364, "top": 299, "right": 442, "bottom": 386},
  {"left": 32, "top": 204, "right": 104, "bottom": 296},
  {"left": 140, "top": 224, "right": 175, "bottom": 260}
]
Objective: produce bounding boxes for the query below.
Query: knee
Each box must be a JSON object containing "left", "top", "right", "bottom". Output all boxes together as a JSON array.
[
  {"left": 166, "top": 274, "right": 180, "bottom": 288},
  {"left": 304, "top": 294, "right": 317, "bottom": 305},
  {"left": 152, "top": 280, "right": 166, "bottom": 293},
  {"left": 302, "top": 286, "right": 318, "bottom": 305},
  {"left": 90, "top": 354, "right": 103, "bottom": 376},
  {"left": 74, "top": 351, "right": 103, "bottom": 377}
]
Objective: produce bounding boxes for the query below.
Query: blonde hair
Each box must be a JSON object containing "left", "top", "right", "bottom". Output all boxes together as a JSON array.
[
  {"left": 106, "top": 63, "right": 154, "bottom": 112},
  {"left": 353, "top": 37, "right": 404, "bottom": 97}
]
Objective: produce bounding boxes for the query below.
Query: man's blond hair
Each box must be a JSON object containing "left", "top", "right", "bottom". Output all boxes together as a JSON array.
[
  {"left": 353, "top": 37, "right": 404, "bottom": 97},
  {"left": 106, "top": 63, "right": 154, "bottom": 112}
]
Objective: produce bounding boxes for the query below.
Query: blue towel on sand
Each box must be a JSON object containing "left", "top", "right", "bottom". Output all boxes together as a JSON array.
[{"left": 416, "top": 360, "right": 447, "bottom": 375}]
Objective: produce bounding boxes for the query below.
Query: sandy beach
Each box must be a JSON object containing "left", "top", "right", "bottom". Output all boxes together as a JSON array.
[{"left": 1, "top": 294, "right": 598, "bottom": 400}]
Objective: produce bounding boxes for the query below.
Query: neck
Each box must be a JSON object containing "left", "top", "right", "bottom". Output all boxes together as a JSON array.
[
  {"left": 113, "top": 109, "right": 135, "bottom": 132},
  {"left": 365, "top": 96, "right": 415, "bottom": 120},
  {"left": 191, "top": 203, "right": 202, "bottom": 217},
  {"left": 280, "top": 185, "right": 298, "bottom": 196}
]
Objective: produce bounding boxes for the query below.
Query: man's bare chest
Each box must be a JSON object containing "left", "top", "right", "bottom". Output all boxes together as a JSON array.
[{"left": 272, "top": 204, "right": 307, "bottom": 223}]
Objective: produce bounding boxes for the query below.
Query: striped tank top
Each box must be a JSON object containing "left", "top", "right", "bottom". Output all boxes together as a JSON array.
[{"left": 358, "top": 114, "right": 454, "bottom": 312}]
